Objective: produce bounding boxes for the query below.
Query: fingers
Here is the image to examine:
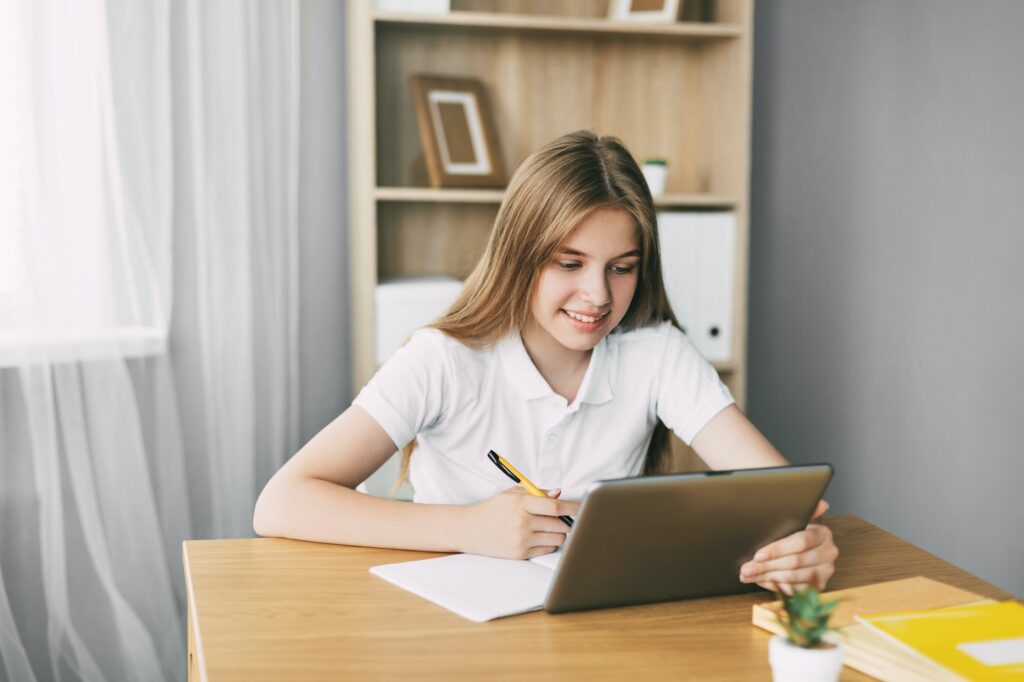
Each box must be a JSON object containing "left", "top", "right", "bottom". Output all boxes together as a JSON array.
[
  {"left": 759, "top": 572, "right": 832, "bottom": 593},
  {"left": 503, "top": 485, "right": 577, "bottom": 512},
  {"left": 753, "top": 565, "right": 832, "bottom": 589},
  {"left": 812, "top": 499, "right": 830, "bottom": 520},
  {"left": 743, "top": 540, "right": 837, "bottom": 575},
  {"left": 523, "top": 494, "right": 579, "bottom": 519},
  {"left": 528, "top": 531, "right": 568, "bottom": 548},
  {"left": 526, "top": 545, "right": 560, "bottom": 559},
  {"left": 501, "top": 485, "right": 565, "bottom": 497},
  {"left": 759, "top": 581, "right": 821, "bottom": 595},
  {"left": 751, "top": 525, "right": 832, "bottom": 564},
  {"left": 529, "top": 514, "right": 574, "bottom": 533},
  {"left": 741, "top": 525, "right": 838, "bottom": 590}
]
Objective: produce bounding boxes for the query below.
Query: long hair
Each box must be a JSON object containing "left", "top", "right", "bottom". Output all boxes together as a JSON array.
[{"left": 395, "top": 130, "right": 681, "bottom": 491}]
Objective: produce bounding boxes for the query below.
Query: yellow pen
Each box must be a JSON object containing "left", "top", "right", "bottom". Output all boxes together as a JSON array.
[{"left": 487, "top": 450, "right": 574, "bottom": 528}]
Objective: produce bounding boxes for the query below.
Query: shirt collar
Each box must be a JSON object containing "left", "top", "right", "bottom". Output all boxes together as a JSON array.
[{"left": 498, "top": 332, "right": 614, "bottom": 406}]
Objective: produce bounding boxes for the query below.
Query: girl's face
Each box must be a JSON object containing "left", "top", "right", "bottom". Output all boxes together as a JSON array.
[{"left": 525, "top": 207, "right": 641, "bottom": 355}]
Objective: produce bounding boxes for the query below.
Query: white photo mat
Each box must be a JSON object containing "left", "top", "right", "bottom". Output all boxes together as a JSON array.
[{"left": 427, "top": 90, "right": 492, "bottom": 176}]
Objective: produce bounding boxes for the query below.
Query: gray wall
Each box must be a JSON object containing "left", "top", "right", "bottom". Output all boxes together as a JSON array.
[
  {"left": 749, "top": 0, "right": 1024, "bottom": 598},
  {"left": 298, "top": 0, "right": 351, "bottom": 440},
  {"left": 169, "top": 0, "right": 350, "bottom": 535}
]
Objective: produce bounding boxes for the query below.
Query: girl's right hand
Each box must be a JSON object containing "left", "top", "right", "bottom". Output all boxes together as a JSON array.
[{"left": 460, "top": 487, "right": 579, "bottom": 560}]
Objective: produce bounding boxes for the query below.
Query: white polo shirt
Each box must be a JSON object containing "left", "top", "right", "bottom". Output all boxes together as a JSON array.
[{"left": 353, "top": 320, "right": 734, "bottom": 504}]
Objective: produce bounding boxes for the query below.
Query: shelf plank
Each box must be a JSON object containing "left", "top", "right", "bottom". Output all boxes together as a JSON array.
[
  {"left": 655, "top": 194, "right": 738, "bottom": 209},
  {"left": 375, "top": 187, "right": 506, "bottom": 204},
  {"left": 374, "top": 11, "right": 743, "bottom": 39},
  {"left": 376, "top": 187, "right": 738, "bottom": 209},
  {"left": 712, "top": 361, "right": 735, "bottom": 374}
]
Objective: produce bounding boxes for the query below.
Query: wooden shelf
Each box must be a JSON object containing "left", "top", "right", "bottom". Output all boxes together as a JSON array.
[
  {"left": 374, "top": 11, "right": 743, "bottom": 39},
  {"left": 375, "top": 187, "right": 738, "bottom": 209},
  {"left": 350, "top": 0, "right": 755, "bottom": 417}
]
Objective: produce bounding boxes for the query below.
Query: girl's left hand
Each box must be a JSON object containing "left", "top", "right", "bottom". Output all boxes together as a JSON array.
[{"left": 738, "top": 500, "right": 838, "bottom": 594}]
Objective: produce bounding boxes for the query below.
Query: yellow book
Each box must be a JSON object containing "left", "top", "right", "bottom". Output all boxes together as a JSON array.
[
  {"left": 856, "top": 601, "right": 1024, "bottom": 681},
  {"left": 752, "top": 577, "right": 990, "bottom": 681}
]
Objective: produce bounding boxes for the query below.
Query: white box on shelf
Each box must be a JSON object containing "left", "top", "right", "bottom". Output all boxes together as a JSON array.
[
  {"left": 657, "top": 212, "right": 736, "bottom": 363},
  {"left": 375, "top": 276, "right": 464, "bottom": 366}
]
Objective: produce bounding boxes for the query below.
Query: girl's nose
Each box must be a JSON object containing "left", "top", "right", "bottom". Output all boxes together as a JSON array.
[{"left": 579, "top": 268, "right": 611, "bottom": 307}]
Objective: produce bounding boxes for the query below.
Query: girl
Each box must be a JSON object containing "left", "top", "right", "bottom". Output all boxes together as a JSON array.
[{"left": 254, "top": 130, "right": 837, "bottom": 593}]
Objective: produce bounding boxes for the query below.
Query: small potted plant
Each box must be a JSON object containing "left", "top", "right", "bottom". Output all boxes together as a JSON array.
[
  {"left": 768, "top": 586, "right": 844, "bottom": 682},
  {"left": 640, "top": 157, "right": 669, "bottom": 197}
]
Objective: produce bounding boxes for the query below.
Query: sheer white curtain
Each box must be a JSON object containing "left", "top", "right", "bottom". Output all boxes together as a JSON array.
[
  {"left": 170, "top": 0, "right": 302, "bottom": 541},
  {"left": 0, "top": 1, "right": 302, "bottom": 680}
]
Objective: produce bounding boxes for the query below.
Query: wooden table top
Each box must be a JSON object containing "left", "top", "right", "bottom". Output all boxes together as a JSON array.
[{"left": 183, "top": 515, "right": 1013, "bottom": 681}]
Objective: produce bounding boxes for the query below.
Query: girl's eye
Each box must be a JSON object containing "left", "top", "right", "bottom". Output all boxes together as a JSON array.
[{"left": 556, "top": 261, "right": 636, "bottom": 274}]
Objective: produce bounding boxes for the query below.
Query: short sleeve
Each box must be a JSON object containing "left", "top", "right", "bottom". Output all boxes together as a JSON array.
[
  {"left": 352, "top": 329, "right": 450, "bottom": 451},
  {"left": 655, "top": 324, "right": 735, "bottom": 445}
]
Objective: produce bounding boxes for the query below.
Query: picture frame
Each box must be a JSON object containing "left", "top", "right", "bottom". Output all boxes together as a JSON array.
[
  {"left": 607, "top": 0, "right": 684, "bottom": 23},
  {"left": 409, "top": 75, "right": 505, "bottom": 189}
]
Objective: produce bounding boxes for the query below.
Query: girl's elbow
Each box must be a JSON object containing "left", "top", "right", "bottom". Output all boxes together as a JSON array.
[{"left": 252, "top": 484, "right": 280, "bottom": 537}]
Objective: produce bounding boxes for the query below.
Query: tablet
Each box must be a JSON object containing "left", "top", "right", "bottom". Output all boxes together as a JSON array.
[{"left": 543, "top": 463, "right": 834, "bottom": 614}]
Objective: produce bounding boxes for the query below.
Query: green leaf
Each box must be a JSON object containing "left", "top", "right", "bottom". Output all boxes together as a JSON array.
[{"left": 776, "top": 586, "right": 840, "bottom": 647}]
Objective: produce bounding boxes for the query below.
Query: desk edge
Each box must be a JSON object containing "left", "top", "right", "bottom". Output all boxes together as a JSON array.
[{"left": 183, "top": 542, "right": 209, "bottom": 682}]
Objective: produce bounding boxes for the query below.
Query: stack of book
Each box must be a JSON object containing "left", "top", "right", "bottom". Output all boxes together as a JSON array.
[{"left": 752, "top": 576, "right": 1024, "bottom": 681}]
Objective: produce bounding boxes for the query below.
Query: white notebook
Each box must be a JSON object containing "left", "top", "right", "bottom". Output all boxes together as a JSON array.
[{"left": 369, "top": 549, "right": 564, "bottom": 622}]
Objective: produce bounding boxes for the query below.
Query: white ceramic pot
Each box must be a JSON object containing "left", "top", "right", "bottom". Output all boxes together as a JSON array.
[
  {"left": 768, "top": 635, "right": 845, "bottom": 682},
  {"left": 641, "top": 163, "right": 668, "bottom": 196}
]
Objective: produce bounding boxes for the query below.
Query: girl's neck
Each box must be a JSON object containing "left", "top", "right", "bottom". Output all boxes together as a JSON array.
[{"left": 519, "top": 322, "right": 593, "bottom": 404}]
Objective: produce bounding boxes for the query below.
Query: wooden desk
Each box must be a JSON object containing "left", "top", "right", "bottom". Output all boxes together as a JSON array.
[{"left": 184, "top": 515, "right": 1012, "bottom": 681}]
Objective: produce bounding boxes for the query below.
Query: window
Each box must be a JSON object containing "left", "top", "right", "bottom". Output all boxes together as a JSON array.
[{"left": 0, "top": 0, "right": 170, "bottom": 366}]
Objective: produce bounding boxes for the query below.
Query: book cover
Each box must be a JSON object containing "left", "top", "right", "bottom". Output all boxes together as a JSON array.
[{"left": 857, "top": 601, "right": 1024, "bottom": 681}]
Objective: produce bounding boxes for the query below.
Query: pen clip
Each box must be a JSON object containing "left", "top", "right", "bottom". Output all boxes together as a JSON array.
[{"left": 487, "top": 450, "right": 521, "bottom": 484}]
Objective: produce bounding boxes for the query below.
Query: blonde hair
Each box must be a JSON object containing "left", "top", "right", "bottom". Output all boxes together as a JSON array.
[{"left": 395, "top": 130, "right": 681, "bottom": 491}]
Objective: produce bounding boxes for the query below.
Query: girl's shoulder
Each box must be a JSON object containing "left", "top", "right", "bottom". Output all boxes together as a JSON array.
[
  {"left": 403, "top": 327, "right": 497, "bottom": 372},
  {"left": 606, "top": 320, "right": 705, "bottom": 370}
]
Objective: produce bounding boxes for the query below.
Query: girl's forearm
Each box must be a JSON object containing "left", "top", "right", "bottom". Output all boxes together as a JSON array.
[{"left": 253, "top": 476, "right": 468, "bottom": 552}]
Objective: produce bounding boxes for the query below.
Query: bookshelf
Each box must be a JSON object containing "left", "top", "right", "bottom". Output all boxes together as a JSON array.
[{"left": 346, "top": 0, "right": 753, "bottom": 472}]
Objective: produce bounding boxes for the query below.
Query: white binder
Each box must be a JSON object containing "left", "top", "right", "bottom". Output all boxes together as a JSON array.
[
  {"left": 375, "top": 276, "right": 463, "bottom": 365},
  {"left": 657, "top": 212, "right": 736, "bottom": 363}
]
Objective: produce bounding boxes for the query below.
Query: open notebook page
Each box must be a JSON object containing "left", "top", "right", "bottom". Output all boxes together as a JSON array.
[{"left": 370, "top": 548, "right": 564, "bottom": 623}]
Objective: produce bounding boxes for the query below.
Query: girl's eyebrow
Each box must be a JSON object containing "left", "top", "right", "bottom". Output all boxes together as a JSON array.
[{"left": 559, "top": 247, "right": 641, "bottom": 259}]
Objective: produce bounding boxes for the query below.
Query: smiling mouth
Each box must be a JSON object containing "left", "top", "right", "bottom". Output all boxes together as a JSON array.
[{"left": 562, "top": 309, "right": 608, "bottom": 324}]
